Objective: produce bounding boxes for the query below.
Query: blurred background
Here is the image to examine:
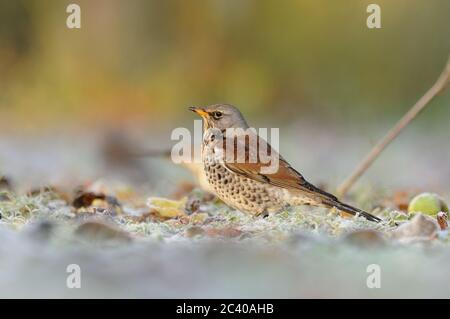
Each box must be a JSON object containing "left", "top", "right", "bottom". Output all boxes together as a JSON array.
[
  {"left": 0, "top": 0, "right": 449, "bottom": 193},
  {"left": 1, "top": 0, "right": 450, "bottom": 299}
]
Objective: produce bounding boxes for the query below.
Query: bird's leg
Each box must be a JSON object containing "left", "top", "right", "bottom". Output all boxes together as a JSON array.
[
  {"left": 254, "top": 208, "right": 269, "bottom": 218},
  {"left": 258, "top": 204, "right": 292, "bottom": 218}
]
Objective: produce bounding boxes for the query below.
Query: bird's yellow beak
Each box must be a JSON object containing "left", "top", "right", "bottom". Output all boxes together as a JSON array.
[{"left": 189, "top": 106, "right": 209, "bottom": 118}]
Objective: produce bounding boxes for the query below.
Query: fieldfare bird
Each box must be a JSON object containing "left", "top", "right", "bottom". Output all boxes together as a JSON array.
[{"left": 190, "top": 104, "right": 381, "bottom": 222}]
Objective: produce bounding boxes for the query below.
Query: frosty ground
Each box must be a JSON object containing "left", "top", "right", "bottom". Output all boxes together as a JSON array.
[
  {"left": 0, "top": 127, "right": 449, "bottom": 298},
  {"left": 0, "top": 185, "right": 449, "bottom": 298}
]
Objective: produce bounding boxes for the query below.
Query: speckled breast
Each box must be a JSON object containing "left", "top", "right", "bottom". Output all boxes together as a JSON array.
[{"left": 202, "top": 147, "right": 287, "bottom": 216}]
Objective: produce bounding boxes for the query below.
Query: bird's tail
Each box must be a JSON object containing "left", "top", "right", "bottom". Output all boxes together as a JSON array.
[{"left": 322, "top": 198, "right": 382, "bottom": 223}]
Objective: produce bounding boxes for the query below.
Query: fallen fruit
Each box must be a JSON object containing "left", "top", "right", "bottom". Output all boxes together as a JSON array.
[{"left": 408, "top": 193, "right": 448, "bottom": 217}]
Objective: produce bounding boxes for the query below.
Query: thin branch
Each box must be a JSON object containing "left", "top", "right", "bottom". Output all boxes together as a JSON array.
[{"left": 337, "top": 56, "right": 450, "bottom": 198}]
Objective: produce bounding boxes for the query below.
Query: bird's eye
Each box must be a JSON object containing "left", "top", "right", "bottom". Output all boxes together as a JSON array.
[{"left": 212, "top": 111, "right": 223, "bottom": 120}]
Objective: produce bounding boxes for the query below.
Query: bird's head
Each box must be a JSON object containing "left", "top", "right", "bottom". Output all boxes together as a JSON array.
[{"left": 189, "top": 104, "right": 249, "bottom": 131}]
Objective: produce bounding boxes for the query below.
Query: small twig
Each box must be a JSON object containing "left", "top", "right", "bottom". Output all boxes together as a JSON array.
[{"left": 337, "top": 56, "right": 450, "bottom": 198}]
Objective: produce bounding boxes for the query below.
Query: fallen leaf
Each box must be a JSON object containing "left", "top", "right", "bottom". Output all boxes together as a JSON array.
[
  {"left": 205, "top": 227, "right": 242, "bottom": 238},
  {"left": 126, "top": 208, "right": 170, "bottom": 223},
  {"left": 392, "top": 190, "right": 410, "bottom": 211},
  {"left": 0, "top": 176, "right": 13, "bottom": 191},
  {"left": 0, "top": 176, "right": 13, "bottom": 201},
  {"left": 73, "top": 192, "right": 120, "bottom": 208},
  {"left": 392, "top": 213, "right": 439, "bottom": 241},
  {"left": 344, "top": 230, "right": 385, "bottom": 248},
  {"left": 185, "top": 197, "right": 201, "bottom": 214},
  {"left": 437, "top": 212, "right": 448, "bottom": 231},
  {"left": 147, "top": 197, "right": 186, "bottom": 218},
  {"left": 171, "top": 181, "right": 196, "bottom": 200},
  {"left": 185, "top": 226, "right": 205, "bottom": 238},
  {"left": 189, "top": 212, "right": 209, "bottom": 225}
]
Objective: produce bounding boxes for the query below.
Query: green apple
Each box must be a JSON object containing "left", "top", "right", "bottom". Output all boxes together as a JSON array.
[{"left": 408, "top": 193, "right": 449, "bottom": 216}]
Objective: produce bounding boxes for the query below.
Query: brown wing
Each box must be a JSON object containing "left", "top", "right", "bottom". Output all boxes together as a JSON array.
[{"left": 221, "top": 133, "right": 338, "bottom": 202}]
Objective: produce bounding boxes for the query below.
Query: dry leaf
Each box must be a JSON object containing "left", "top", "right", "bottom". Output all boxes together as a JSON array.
[
  {"left": 205, "top": 227, "right": 242, "bottom": 238},
  {"left": 344, "top": 230, "right": 385, "bottom": 248},
  {"left": 189, "top": 212, "right": 209, "bottom": 225},
  {"left": 185, "top": 226, "right": 205, "bottom": 238},
  {"left": 171, "top": 181, "right": 196, "bottom": 200},
  {"left": 392, "top": 190, "right": 410, "bottom": 211},
  {"left": 437, "top": 212, "right": 448, "bottom": 231},
  {"left": 75, "top": 220, "right": 132, "bottom": 242},
  {"left": 147, "top": 197, "right": 186, "bottom": 218},
  {"left": 73, "top": 192, "right": 120, "bottom": 208},
  {"left": 393, "top": 213, "right": 439, "bottom": 241}
]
